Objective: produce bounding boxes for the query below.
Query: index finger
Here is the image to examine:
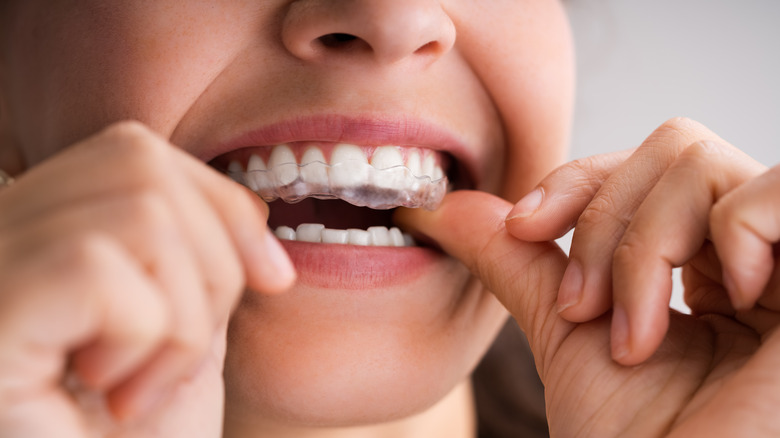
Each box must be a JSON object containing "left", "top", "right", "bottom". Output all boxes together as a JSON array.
[
  {"left": 394, "top": 191, "right": 571, "bottom": 368},
  {"left": 174, "top": 149, "right": 296, "bottom": 295}
]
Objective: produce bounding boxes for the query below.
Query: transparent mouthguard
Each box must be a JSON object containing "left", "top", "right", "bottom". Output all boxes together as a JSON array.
[{"left": 230, "top": 160, "right": 448, "bottom": 210}]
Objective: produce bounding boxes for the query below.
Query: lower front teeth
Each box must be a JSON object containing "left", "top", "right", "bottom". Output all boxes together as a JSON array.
[{"left": 275, "top": 224, "right": 415, "bottom": 247}]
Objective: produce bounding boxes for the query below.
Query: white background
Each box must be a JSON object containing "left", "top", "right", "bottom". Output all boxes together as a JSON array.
[{"left": 565, "top": 0, "right": 780, "bottom": 312}]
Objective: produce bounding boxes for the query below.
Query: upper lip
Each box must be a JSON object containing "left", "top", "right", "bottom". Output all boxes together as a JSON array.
[{"left": 199, "top": 114, "right": 480, "bottom": 185}]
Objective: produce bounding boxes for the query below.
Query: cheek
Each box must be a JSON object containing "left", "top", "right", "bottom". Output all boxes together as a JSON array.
[
  {"left": 2, "top": 0, "right": 253, "bottom": 164},
  {"left": 452, "top": 0, "right": 575, "bottom": 201},
  {"left": 223, "top": 261, "right": 507, "bottom": 427}
]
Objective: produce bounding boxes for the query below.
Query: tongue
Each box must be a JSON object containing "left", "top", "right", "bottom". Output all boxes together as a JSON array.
[{"left": 267, "top": 198, "right": 395, "bottom": 230}]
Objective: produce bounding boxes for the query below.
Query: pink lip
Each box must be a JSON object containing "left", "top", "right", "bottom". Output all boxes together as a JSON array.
[
  {"left": 197, "top": 114, "right": 468, "bottom": 290},
  {"left": 281, "top": 240, "right": 441, "bottom": 290},
  {"left": 200, "top": 114, "right": 480, "bottom": 183}
]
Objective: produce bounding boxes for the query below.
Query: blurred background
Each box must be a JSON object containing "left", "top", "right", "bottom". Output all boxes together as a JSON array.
[{"left": 564, "top": 0, "right": 780, "bottom": 311}]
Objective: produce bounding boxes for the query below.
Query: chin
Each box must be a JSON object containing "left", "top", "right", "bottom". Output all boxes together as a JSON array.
[{"left": 223, "top": 245, "right": 507, "bottom": 427}]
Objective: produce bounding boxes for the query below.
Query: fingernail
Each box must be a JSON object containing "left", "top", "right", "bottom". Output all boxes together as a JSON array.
[
  {"left": 611, "top": 305, "right": 630, "bottom": 361},
  {"left": 506, "top": 188, "right": 544, "bottom": 221},
  {"left": 557, "top": 259, "right": 583, "bottom": 313},
  {"left": 262, "top": 230, "right": 296, "bottom": 289}
]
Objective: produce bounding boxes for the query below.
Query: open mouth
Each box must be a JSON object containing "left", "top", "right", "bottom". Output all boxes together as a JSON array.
[{"left": 212, "top": 142, "right": 470, "bottom": 248}]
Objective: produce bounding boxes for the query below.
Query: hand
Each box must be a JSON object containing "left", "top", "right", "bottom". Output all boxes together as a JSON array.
[
  {"left": 397, "top": 118, "right": 780, "bottom": 436},
  {"left": 0, "top": 121, "right": 295, "bottom": 438}
]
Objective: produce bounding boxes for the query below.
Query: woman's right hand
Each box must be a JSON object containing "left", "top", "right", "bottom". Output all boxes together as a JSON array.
[
  {"left": 396, "top": 118, "right": 780, "bottom": 437},
  {"left": 0, "top": 121, "right": 295, "bottom": 438}
]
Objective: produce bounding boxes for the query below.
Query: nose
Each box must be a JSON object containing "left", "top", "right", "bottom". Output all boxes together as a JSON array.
[{"left": 282, "top": 0, "right": 456, "bottom": 67}]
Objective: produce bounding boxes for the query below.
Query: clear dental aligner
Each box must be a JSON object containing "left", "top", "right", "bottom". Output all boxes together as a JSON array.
[{"left": 227, "top": 145, "right": 449, "bottom": 211}]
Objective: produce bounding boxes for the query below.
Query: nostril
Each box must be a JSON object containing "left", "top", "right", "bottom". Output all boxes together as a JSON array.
[
  {"left": 318, "top": 33, "right": 359, "bottom": 48},
  {"left": 414, "top": 41, "right": 440, "bottom": 56}
]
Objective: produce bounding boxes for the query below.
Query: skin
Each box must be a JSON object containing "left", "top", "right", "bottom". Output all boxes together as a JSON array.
[
  {"left": 398, "top": 118, "right": 780, "bottom": 436},
  {"left": 0, "top": 1, "right": 572, "bottom": 437},
  {"left": 2, "top": 1, "right": 780, "bottom": 438}
]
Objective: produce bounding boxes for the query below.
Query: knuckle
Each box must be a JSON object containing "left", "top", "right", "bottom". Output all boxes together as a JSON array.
[
  {"left": 169, "top": 319, "right": 211, "bottom": 357},
  {"left": 102, "top": 124, "right": 171, "bottom": 183},
  {"left": 678, "top": 140, "right": 737, "bottom": 166},
  {"left": 130, "top": 303, "right": 171, "bottom": 348},
  {"left": 709, "top": 197, "right": 732, "bottom": 234},
  {"left": 667, "top": 141, "right": 723, "bottom": 174},
  {"left": 566, "top": 157, "right": 609, "bottom": 187},
  {"left": 684, "top": 139, "right": 723, "bottom": 156},
  {"left": 66, "top": 232, "right": 119, "bottom": 271},
  {"left": 641, "top": 117, "right": 707, "bottom": 156},
  {"left": 658, "top": 116, "right": 700, "bottom": 134},
  {"left": 565, "top": 159, "right": 618, "bottom": 201},
  {"left": 100, "top": 120, "right": 154, "bottom": 140},
  {"left": 578, "top": 191, "right": 632, "bottom": 232},
  {"left": 612, "top": 233, "right": 648, "bottom": 270},
  {"left": 123, "top": 190, "right": 175, "bottom": 232}
]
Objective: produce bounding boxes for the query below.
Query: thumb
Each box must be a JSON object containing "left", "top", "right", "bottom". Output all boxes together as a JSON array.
[{"left": 395, "top": 191, "right": 573, "bottom": 372}]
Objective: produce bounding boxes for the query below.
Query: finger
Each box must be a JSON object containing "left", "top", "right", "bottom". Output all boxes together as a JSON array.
[
  {"left": 395, "top": 191, "right": 571, "bottom": 372},
  {"left": 669, "top": 325, "right": 780, "bottom": 437},
  {"left": 505, "top": 148, "right": 634, "bottom": 241},
  {"left": 9, "top": 121, "right": 255, "bottom": 314},
  {"left": 1, "top": 167, "right": 232, "bottom": 421},
  {"left": 0, "top": 233, "right": 169, "bottom": 423},
  {"left": 610, "top": 141, "right": 764, "bottom": 365},
  {"left": 6, "top": 120, "right": 292, "bottom": 302},
  {"left": 175, "top": 150, "right": 295, "bottom": 296},
  {"left": 681, "top": 243, "right": 734, "bottom": 317},
  {"left": 711, "top": 163, "right": 780, "bottom": 310},
  {"left": 553, "top": 118, "right": 727, "bottom": 323},
  {"left": 93, "top": 153, "right": 243, "bottom": 420},
  {"left": 0, "top": 189, "right": 217, "bottom": 386},
  {"left": 0, "top": 122, "right": 165, "bottom": 228}
]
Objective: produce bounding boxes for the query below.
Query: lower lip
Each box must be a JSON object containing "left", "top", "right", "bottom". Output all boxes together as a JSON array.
[{"left": 281, "top": 240, "right": 441, "bottom": 290}]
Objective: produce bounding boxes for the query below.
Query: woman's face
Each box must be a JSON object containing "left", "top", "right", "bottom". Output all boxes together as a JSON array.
[{"left": 0, "top": 0, "right": 573, "bottom": 429}]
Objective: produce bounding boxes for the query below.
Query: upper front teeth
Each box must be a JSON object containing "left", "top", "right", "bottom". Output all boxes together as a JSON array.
[{"left": 229, "top": 143, "right": 448, "bottom": 210}]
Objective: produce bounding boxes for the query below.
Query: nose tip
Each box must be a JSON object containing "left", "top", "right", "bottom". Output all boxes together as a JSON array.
[{"left": 282, "top": 0, "right": 456, "bottom": 67}]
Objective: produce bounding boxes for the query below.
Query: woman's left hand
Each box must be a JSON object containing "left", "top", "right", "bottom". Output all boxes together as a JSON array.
[{"left": 397, "top": 117, "right": 780, "bottom": 437}]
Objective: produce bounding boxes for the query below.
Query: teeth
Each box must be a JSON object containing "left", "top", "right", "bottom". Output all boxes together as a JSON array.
[
  {"left": 406, "top": 150, "right": 422, "bottom": 178},
  {"left": 370, "top": 146, "right": 408, "bottom": 191},
  {"left": 274, "top": 225, "right": 296, "bottom": 240},
  {"left": 296, "top": 223, "right": 325, "bottom": 243},
  {"left": 347, "top": 228, "right": 371, "bottom": 246},
  {"left": 389, "top": 227, "right": 405, "bottom": 247},
  {"left": 322, "top": 228, "right": 349, "bottom": 244},
  {"left": 433, "top": 165, "right": 444, "bottom": 181},
  {"left": 275, "top": 224, "right": 415, "bottom": 247},
  {"left": 227, "top": 160, "right": 244, "bottom": 184},
  {"left": 421, "top": 153, "right": 436, "bottom": 180},
  {"left": 232, "top": 143, "right": 449, "bottom": 210},
  {"left": 367, "top": 226, "right": 391, "bottom": 246},
  {"left": 300, "top": 147, "right": 329, "bottom": 186},
  {"left": 247, "top": 154, "right": 266, "bottom": 172},
  {"left": 268, "top": 145, "right": 298, "bottom": 186},
  {"left": 370, "top": 146, "right": 404, "bottom": 170},
  {"left": 329, "top": 144, "right": 370, "bottom": 187},
  {"left": 247, "top": 154, "right": 268, "bottom": 191}
]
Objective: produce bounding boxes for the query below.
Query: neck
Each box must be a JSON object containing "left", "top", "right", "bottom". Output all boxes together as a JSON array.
[{"left": 224, "top": 379, "right": 476, "bottom": 438}]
